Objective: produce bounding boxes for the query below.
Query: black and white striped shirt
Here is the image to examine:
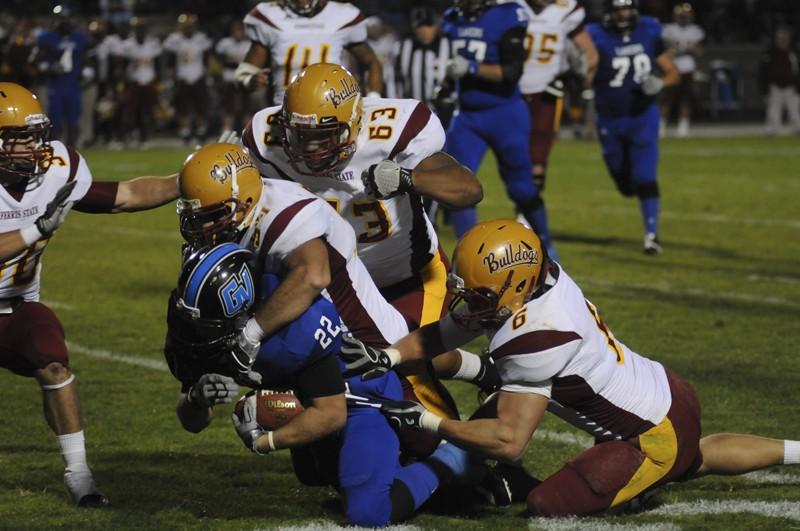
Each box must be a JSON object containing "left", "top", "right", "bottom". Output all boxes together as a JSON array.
[{"left": 394, "top": 35, "right": 450, "bottom": 103}]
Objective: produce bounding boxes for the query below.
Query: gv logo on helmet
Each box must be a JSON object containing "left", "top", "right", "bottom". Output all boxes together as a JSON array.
[
  {"left": 218, "top": 264, "right": 255, "bottom": 317},
  {"left": 209, "top": 151, "right": 256, "bottom": 184},
  {"left": 326, "top": 77, "right": 359, "bottom": 108},
  {"left": 483, "top": 244, "right": 539, "bottom": 274}
]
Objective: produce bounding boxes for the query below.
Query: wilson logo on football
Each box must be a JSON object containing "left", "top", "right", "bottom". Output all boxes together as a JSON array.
[
  {"left": 263, "top": 399, "right": 298, "bottom": 409},
  {"left": 483, "top": 244, "right": 539, "bottom": 274},
  {"left": 326, "top": 77, "right": 359, "bottom": 108}
]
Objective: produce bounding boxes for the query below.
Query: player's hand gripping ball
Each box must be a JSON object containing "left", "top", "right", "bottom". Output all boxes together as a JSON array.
[{"left": 234, "top": 389, "right": 304, "bottom": 430}]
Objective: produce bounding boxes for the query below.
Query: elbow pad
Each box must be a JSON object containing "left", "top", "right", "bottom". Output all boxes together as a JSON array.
[{"left": 235, "top": 62, "right": 262, "bottom": 89}]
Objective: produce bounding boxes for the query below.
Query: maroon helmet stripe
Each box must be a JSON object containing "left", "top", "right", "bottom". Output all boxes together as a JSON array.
[
  {"left": 325, "top": 243, "right": 390, "bottom": 347},
  {"left": 260, "top": 198, "right": 316, "bottom": 260},
  {"left": 65, "top": 145, "right": 80, "bottom": 182},
  {"left": 242, "top": 119, "right": 269, "bottom": 164},
  {"left": 491, "top": 330, "right": 581, "bottom": 361},
  {"left": 247, "top": 7, "right": 279, "bottom": 29},
  {"left": 338, "top": 12, "right": 366, "bottom": 30},
  {"left": 389, "top": 102, "right": 431, "bottom": 160}
]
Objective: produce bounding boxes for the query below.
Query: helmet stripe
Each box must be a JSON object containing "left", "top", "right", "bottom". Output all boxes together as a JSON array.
[{"left": 184, "top": 243, "right": 244, "bottom": 308}]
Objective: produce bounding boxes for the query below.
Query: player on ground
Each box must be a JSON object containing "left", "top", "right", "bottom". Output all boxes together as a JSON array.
[
  {"left": 243, "top": 63, "right": 496, "bottom": 455},
  {"left": 517, "top": 0, "right": 598, "bottom": 192},
  {"left": 440, "top": 0, "right": 557, "bottom": 260},
  {"left": 587, "top": 0, "right": 679, "bottom": 255},
  {"left": 164, "top": 243, "right": 472, "bottom": 527},
  {"left": 237, "top": 0, "right": 384, "bottom": 104},
  {"left": 163, "top": 14, "right": 212, "bottom": 145},
  {"left": 342, "top": 219, "right": 800, "bottom": 517},
  {"left": 0, "top": 83, "right": 179, "bottom": 507}
]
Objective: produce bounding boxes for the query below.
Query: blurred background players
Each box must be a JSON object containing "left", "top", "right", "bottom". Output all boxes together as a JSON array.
[
  {"left": 517, "top": 0, "right": 597, "bottom": 195},
  {"left": 661, "top": 2, "right": 704, "bottom": 138},
  {"left": 236, "top": 0, "right": 383, "bottom": 104},
  {"left": 118, "top": 17, "right": 162, "bottom": 149},
  {"left": 163, "top": 13, "right": 211, "bottom": 145},
  {"left": 441, "top": 0, "right": 557, "bottom": 260},
  {"left": 759, "top": 26, "right": 800, "bottom": 136},
  {"left": 587, "top": 0, "right": 678, "bottom": 255},
  {"left": 36, "top": 4, "right": 89, "bottom": 146},
  {"left": 215, "top": 20, "right": 253, "bottom": 133}
]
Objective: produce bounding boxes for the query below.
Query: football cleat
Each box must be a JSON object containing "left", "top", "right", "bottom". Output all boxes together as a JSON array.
[
  {"left": 643, "top": 232, "right": 663, "bottom": 255},
  {"left": 65, "top": 470, "right": 109, "bottom": 508},
  {"left": 475, "top": 466, "right": 513, "bottom": 507},
  {"left": 493, "top": 462, "right": 542, "bottom": 503}
]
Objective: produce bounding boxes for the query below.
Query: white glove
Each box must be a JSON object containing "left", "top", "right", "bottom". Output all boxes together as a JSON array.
[
  {"left": 361, "top": 160, "right": 414, "bottom": 199},
  {"left": 446, "top": 55, "right": 477, "bottom": 80},
  {"left": 641, "top": 74, "right": 664, "bottom": 96},
  {"left": 231, "top": 393, "right": 271, "bottom": 454},
  {"left": 21, "top": 180, "right": 76, "bottom": 245},
  {"left": 187, "top": 373, "right": 240, "bottom": 408}
]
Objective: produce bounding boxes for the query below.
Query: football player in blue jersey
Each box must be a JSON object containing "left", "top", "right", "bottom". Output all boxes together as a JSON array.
[
  {"left": 164, "top": 243, "right": 473, "bottom": 527},
  {"left": 587, "top": 0, "right": 679, "bottom": 254},
  {"left": 441, "top": 0, "right": 557, "bottom": 259}
]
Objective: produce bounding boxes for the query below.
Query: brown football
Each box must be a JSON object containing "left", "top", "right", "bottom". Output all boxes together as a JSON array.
[{"left": 234, "top": 390, "right": 304, "bottom": 430}]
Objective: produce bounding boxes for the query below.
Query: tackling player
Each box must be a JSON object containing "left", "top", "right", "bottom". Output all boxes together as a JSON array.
[
  {"left": 517, "top": 0, "right": 598, "bottom": 192},
  {"left": 342, "top": 219, "right": 800, "bottom": 517},
  {"left": 440, "top": 0, "right": 557, "bottom": 261},
  {"left": 587, "top": 0, "right": 679, "bottom": 254},
  {"left": 242, "top": 62, "right": 495, "bottom": 455},
  {"left": 236, "top": 0, "right": 383, "bottom": 104},
  {"left": 0, "top": 83, "right": 179, "bottom": 507},
  {"left": 164, "top": 243, "right": 472, "bottom": 527}
]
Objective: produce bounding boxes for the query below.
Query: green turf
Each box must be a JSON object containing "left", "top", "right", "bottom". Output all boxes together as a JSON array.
[{"left": 1, "top": 137, "right": 798, "bottom": 529}]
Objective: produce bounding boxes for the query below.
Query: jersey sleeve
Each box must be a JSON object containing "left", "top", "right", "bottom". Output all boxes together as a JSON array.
[
  {"left": 162, "top": 33, "right": 179, "bottom": 53},
  {"left": 390, "top": 102, "right": 444, "bottom": 169},
  {"left": 59, "top": 145, "right": 93, "bottom": 202},
  {"left": 564, "top": 3, "right": 587, "bottom": 38},
  {"left": 267, "top": 199, "right": 331, "bottom": 264},
  {"left": 339, "top": 9, "right": 368, "bottom": 45},
  {"left": 244, "top": 6, "right": 278, "bottom": 48}
]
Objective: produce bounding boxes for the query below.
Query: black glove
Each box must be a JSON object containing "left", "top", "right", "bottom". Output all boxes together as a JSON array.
[
  {"left": 340, "top": 334, "right": 397, "bottom": 380},
  {"left": 380, "top": 399, "right": 442, "bottom": 433}
]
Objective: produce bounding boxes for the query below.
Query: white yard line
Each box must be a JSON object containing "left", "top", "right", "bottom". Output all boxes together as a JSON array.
[
  {"left": 42, "top": 300, "right": 75, "bottom": 311},
  {"left": 651, "top": 499, "right": 800, "bottom": 521},
  {"left": 67, "top": 341, "right": 168, "bottom": 372},
  {"left": 529, "top": 518, "right": 679, "bottom": 531},
  {"left": 274, "top": 524, "right": 423, "bottom": 531},
  {"left": 741, "top": 470, "right": 800, "bottom": 485}
]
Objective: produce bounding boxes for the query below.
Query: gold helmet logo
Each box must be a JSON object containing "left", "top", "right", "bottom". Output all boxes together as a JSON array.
[
  {"left": 449, "top": 219, "right": 546, "bottom": 326},
  {"left": 0, "top": 82, "right": 53, "bottom": 189},
  {"left": 178, "top": 143, "right": 263, "bottom": 249}
]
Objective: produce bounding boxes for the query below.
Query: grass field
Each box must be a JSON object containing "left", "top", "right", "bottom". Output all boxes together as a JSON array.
[{"left": 1, "top": 136, "right": 798, "bottom": 530}]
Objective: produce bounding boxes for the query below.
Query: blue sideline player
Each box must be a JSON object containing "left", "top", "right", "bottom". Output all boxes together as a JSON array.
[
  {"left": 36, "top": 4, "right": 89, "bottom": 146},
  {"left": 164, "top": 243, "right": 471, "bottom": 527},
  {"left": 441, "top": 0, "right": 557, "bottom": 259},
  {"left": 587, "top": 0, "right": 679, "bottom": 254}
]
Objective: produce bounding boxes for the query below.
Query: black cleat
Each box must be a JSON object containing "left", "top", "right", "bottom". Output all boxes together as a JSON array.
[
  {"left": 494, "top": 462, "right": 541, "bottom": 503},
  {"left": 476, "top": 467, "right": 513, "bottom": 507},
  {"left": 77, "top": 492, "right": 110, "bottom": 508}
]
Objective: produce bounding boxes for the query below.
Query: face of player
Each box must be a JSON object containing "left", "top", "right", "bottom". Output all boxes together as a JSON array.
[
  {"left": 284, "top": 123, "right": 351, "bottom": 174},
  {"left": 0, "top": 127, "right": 52, "bottom": 186},
  {"left": 414, "top": 24, "right": 438, "bottom": 46},
  {"left": 456, "top": 0, "right": 488, "bottom": 17},
  {"left": 286, "top": 0, "right": 324, "bottom": 17},
  {"left": 610, "top": 7, "right": 637, "bottom": 32},
  {"left": 775, "top": 29, "right": 792, "bottom": 50},
  {"left": 231, "top": 21, "right": 245, "bottom": 40}
]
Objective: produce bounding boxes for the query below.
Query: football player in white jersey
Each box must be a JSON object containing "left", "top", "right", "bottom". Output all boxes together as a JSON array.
[
  {"left": 235, "top": 0, "right": 384, "bottom": 104},
  {"left": 242, "top": 62, "right": 499, "bottom": 455},
  {"left": 0, "top": 83, "right": 179, "bottom": 507},
  {"left": 163, "top": 13, "right": 212, "bottom": 144},
  {"left": 518, "top": 0, "right": 598, "bottom": 192},
  {"left": 343, "top": 219, "right": 800, "bottom": 517},
  {"left": 216, "top": 20, "right": 255, "bottom": 132},
  {"left": 118, "top": 17, "right": 162, "bottom": 148}
]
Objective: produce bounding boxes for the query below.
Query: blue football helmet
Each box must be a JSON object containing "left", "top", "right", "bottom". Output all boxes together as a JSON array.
[
  {"left": 454, "top": 0, "right": 495, "bottom": 18},
  {"left": 604, "top": 0, "right": 640, "bottom": 33}
]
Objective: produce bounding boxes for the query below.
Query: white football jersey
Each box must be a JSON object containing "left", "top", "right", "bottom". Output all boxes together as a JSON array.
[
  {"left": 216, "top": 36, "right": 251, "bottom": 83},
  {"left": 119, "top": 36, "right": 162, "bottom": 85},
  {"left": 244, "top": 97, "right": 443, "bottom": 288},
  {"left": 0, "top": 142, "right": 92, "bottom": 305},
  {"left": 517, "top": 0, "right": 586, "bottom": 94},
  {"left": 488, "top": 263, "right": 672, "bottom": 441},
  {"left": 662, "top": 23, "right": 704, "bottom": 73},
  {"left": 243, "top": 1, "right": 368, "bottom": 103},
  {"left": 240, "top": 178, "right": 409, "bottom": 346},
  {"left": 162, "top": 31, "right": 212, "bottom": 83},
  {"left": 96, "top": 33, "right": 124, "bottom": 82}
]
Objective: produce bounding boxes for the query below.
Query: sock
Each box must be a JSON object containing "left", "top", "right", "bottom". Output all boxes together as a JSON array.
[
  {"left": 57, "top": 431, "right": 90, "bottom": 474},
  {"left": 452, "top": 349, "right": 482, "bottom": 381},
  {"left": 451, "top": 207, "right": 478, "bottom": 239},
  {"left": 639, "top": 197, "right": 660, "bottom": 235},
  {"left": 784, "top": 440, "right": 800, "bottom": 464},
  {"left": 521, "top": 204, "right": 557, "bottom": 260},
  {"left": 395, "top": 462, "right": 441, "bottom": 510}
]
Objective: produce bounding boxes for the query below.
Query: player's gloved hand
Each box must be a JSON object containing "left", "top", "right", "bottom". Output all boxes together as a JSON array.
[
  {"left": 446, "top": 55, "right": 478, "bottom": 80},
  {"left": 362, "top": 160, "right": 414, "bottom": 199},
  {"left": 217, "top": 129, "right": 241, "bottom": 145},
  {"left": 21, "top": 180, "right": 76, "bottom": 246},
  {"left": 641, "top": 74, "right": 664, "bottom": 96},
  {"left": 231, "top": 394, "right": 270, "bottom": 454},
  {"left": 187, "top": 373, "right": 239, "bottom": 407},
  {"left": 227, "top": 320, "right": 264, "bottom": 387},
  {"left": 381, "top": 399, "right": 443, "bottom": 433},
  {"left": 340, "top": 334, "right": 400, "bottom": 380}
]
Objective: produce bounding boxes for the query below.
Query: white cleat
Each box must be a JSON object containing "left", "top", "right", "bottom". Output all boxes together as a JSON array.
[
  {"left": 643, "top": 233, "right": 663, "bottom": 255},
  {"left": 64, "top": 469, "right": 109, "bottom": 508}
]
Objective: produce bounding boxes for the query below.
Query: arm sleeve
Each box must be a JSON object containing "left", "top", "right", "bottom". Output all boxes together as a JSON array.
[
  {"left": 499, "top": 26, "right": 527, "bottom": 84},
  {"left": 73, "top": 181, "right": 119, "bottom": 213},
  {"left": 296, "top": 353, "right": 346, "bottom": 399}
]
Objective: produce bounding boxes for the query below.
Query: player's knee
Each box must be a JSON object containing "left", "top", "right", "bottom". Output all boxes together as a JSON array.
[
  {"left": 346, "top": 493, "right": 392, "bottom": 528},
  {"left": 35, "top": 361, "right": 73, "bottom": 388},
  {"left": 634, "top": 180, "right": 660, "bottom": 200}
]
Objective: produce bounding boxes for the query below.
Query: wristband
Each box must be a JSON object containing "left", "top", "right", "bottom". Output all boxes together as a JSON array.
[
  {"left": 20, "top": 224, "right": 43, "bottom": 247},
  {"left": 253, "top": 432, "right": 273, "bottom": 456},
  {"left": 467, "top": 61, "right": 479, "bottom": 76},
  {"left": 244, "top": 317, "right": 265, "bottom": 343},
  {"left": 385, "top": 348, "right": 402, "bottom": 367},
  {"left": 267, "top": 431, "right": 277, "bottom": 451},
  {"left": 419, "top": 410, "right": 443, "bottom": 433}
]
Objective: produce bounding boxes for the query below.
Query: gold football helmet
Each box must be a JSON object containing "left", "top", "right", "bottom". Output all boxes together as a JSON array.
[
  {"left": 0, "top": 82, "right": 53, "bottom": 189},
  {"left": 177, "top": 143, "right": 263, "bottom": 249},
  {"left": 279, "top": 62, "right": 363, "bottom": 175},
  {"left": 448, "top": 219, "right": 545, "bottom": 326}
]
